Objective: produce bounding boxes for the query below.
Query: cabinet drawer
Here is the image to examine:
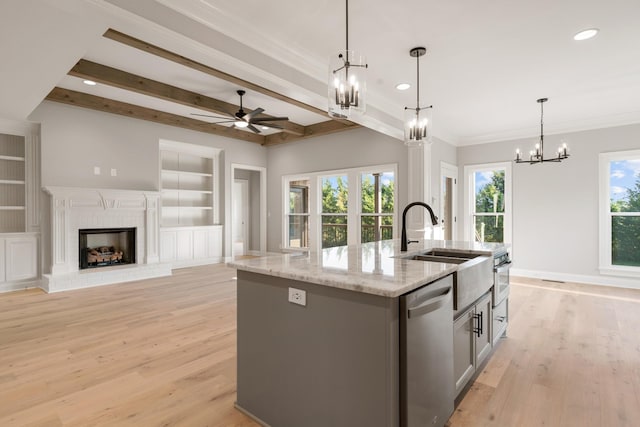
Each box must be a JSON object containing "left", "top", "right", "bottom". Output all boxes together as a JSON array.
[{"left": 492, "top": 297, "right": 508, "bottom": 346}]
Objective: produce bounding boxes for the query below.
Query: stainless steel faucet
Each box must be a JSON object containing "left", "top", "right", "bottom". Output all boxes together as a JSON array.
[{"left": 401, "top": 202, "right": 439, "bottom": 252}]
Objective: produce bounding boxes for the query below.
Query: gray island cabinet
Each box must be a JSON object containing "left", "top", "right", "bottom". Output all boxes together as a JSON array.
[{"left": 229, "top": 240, "right": 507, "bottom": 427}]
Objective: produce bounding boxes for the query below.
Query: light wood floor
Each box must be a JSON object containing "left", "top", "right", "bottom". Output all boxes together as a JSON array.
[{"left": 1, "top": 266, "right": 639, "bottom": 426}]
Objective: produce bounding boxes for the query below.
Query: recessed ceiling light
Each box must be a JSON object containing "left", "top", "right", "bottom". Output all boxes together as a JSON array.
[
  {"left": 83, "top": 80, "right": 97, "bottom": 86},
  {"left": 261, "top": 126, "right": 269, "bottom": 130},
  {"left": 395, "top": 83, "right": 411, "bottom": 91},
  {"left": 573, "top": 28, "right": 599, "bottom": 41}
]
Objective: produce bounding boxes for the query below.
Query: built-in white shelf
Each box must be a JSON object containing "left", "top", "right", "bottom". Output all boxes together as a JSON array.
[
  {"left": 160, "top": 141, "right": 219, "bottom": 228},
  {"left": 0, "top": 133, "right": 27, "bottom": 233},
  {"left": 0, "top": 155, "right": 25, "bottom": 162},
  {"left": 161, "top": 169, "right": 213, "bottom": 178},
  {"left": 162, "top": 188, "right": 213, "bottom": 195}
]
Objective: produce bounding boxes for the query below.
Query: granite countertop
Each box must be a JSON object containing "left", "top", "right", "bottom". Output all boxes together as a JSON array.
[{"left": 228, "top": 239, "right": 508, "bottom": 298}]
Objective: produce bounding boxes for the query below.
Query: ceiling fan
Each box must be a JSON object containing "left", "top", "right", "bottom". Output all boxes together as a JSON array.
[{"left": 191, "top": 90, "right": 289, "bottom": 133}]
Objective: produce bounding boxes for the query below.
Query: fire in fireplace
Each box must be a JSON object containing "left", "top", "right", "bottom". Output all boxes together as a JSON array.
[{"left": 79, "top": 228, "right": 136, "bottom": 270}]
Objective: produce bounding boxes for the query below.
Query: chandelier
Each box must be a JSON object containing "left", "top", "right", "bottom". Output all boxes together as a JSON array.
[
  {"left": 404, "top": 47, "right": 433, "bottom": 146},
  {"left": 328, "top": 0, "right": 368, "bottom": 119},
  {"left": 515, "top": 98, "right": 569, "bottom": 164}
]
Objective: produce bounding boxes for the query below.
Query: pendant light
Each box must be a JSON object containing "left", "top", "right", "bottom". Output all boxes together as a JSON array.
[
  {"left": 328, "top": 0, "right": 368, "bottom": 119},
  {"left": 404, "top": 47, "right": 433, "bottom": 146},
  {"left": 515, "top": 98, "right": 569, "bottom": 164}
]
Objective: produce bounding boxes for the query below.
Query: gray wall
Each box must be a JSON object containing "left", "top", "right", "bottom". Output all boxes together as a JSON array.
[
  {"left": 265, "top": 127, "right": 410, "bottom": 252},
  {"left": 457, "top": 123, "right": 640, "bottom": 286},
  {"left": 29, "top": 101, "right": 267, "bottom": 262}
]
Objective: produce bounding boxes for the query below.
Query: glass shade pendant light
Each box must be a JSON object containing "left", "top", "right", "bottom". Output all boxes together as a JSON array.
[
  {"left": 404, "top": 47, "right": 433, "bottom": 146},
  {"left": 515, "top": 98, "right": 569, "bottom": 164},
  {"left": 328, "top": 0, "right": 368, "bottom": 119}
]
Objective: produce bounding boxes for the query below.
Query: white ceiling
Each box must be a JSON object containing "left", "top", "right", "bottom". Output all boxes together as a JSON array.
[{"left": 3, "top": 0, "right": 640, "bottom": 145}]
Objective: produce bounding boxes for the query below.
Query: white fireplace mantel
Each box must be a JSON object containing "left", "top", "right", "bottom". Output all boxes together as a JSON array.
[{"left": 42, "top": 186, "right": 170, "bottom": 292}]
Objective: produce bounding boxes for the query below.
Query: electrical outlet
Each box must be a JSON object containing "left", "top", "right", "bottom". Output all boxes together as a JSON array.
[
  {"left": 288, "top": 287, "right": 306, "bottom": 307},
  {"left": 110, "top": 168, "right": 117, "bottom": 177},
  {"left": 93, "top": 166, "right": 101, "bottom": 175}
]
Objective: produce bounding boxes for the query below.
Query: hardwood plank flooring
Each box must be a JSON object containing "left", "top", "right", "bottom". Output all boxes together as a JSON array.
[
  {"left": 449, "top": 276, "right": 640, "bottom": 427},
  {"left": 0, "top": 265, "right": 259, "bottom": 427},
  {"left": 1, "top": 267, "right": 639, "bottom": 426}
]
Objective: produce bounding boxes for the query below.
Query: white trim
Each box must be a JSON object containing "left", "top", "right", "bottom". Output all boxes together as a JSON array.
[{"left": 512, "top": 268, "right": 640, "bottom": 290}]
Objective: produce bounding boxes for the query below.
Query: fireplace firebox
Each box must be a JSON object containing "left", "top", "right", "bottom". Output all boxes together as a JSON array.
[{"left": 79, "top": 228, "right": 136, "bottom": 270}]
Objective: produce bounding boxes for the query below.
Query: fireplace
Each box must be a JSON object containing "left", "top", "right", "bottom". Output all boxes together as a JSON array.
[{"left": 79, "top": 228, "right": 136, "bottom": 270}]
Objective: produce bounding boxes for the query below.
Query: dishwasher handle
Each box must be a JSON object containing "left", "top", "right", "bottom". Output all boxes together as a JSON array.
[{"left": 407, "top": 286, "right": 452, "bottom": 319}]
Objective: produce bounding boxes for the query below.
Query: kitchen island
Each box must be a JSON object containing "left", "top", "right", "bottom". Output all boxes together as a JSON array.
[{"left": 228, "top": 239, "right": 507, "bottom": 427}]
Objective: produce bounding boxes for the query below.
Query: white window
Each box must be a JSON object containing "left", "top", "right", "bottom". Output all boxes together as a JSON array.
[
  {"left": 464, "top": 162, "right": 512, "bottom": 244},
  {"left": 599, "top": 150, "right": 640, "bottom": 276},
  {"left": 283, "top": 164, "right": 397, "bottom": 252}
]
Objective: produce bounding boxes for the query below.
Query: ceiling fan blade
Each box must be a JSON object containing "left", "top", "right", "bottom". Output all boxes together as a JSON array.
[
  {"left": 190, "top": 112, "right": 233, "bottom": 120},
  {"left": 251, "top": 116, "right": 289, "bottom": 122},
  {"left": 245, "top": 107, "right": 265, "bottom": 120},
  {"left": 247, "top": 124, "right": 262, "bottom": 134}
]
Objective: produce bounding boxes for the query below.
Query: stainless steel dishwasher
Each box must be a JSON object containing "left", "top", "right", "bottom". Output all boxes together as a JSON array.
[{"left": 400, "top": 274, "right": 454, "bottom": 427}]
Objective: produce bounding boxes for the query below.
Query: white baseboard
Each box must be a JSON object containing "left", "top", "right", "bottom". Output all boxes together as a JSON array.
[
  {"left": 168, "top": 257, "right": 224, "bottom": 270},
  {"left": 511, "top": 268, "right": 640, "bottom": 290},
  {"left": 0, "top": 278, "right": 42, "bottom": 293}
]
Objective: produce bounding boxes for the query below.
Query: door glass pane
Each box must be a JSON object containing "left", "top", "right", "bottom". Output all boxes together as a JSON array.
[
  {"left": 322, "top": 175, "right": 348, "bottom": 213},
  {"left": 442, "top": 176, "right": 453, "bottom": 240},
  {"left": 289, "top": 181, "right": 309, "bottom": 214},
  {"left": 361, "top": 215, "right": 393, "bottom": 243},
  {"left": 289, "top": 216, "right": 308, "bottom": 248},
  {"left": 361, "top": 172, "right": 394, "bottom": 214},
  {"left": 474, "top": 170, "right": 505, "bottom": 214},
  {"left": 322, "top": 215, "right": 347, "bottom": 248},
  {"left": 474, "top": 215, "right": 504, "bottom": 243}
]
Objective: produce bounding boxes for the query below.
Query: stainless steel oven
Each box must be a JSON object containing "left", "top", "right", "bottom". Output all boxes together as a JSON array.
[{"left": 492, "top": 252, "right": 511, "bottom": 306}]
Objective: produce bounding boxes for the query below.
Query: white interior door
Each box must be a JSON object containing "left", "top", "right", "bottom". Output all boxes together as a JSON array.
[
  {"left": 232, "top": 179, "right": 249, "bottom": 256},
  {"left": 440, "top": 163, "right": 458, "bottom": 241}
]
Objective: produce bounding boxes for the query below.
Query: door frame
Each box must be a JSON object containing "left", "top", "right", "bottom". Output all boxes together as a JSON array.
[
  {"left": 440, "top": 161, "right": 458, "bottom": 241},
  {"left": 229, "top": 164, "right": 267, "bottom": 257},
  {"left": 232, "top": 178, "right": 249, "bottom": 256}
]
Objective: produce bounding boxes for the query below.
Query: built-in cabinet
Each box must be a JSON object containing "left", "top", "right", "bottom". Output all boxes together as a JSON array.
[
  {"left": 0, "top": 125, "right": 41, "bottom": 293},
  {"left": 0, "top": 233, "right": 39, "bottom": 291},
  {"left": 453, "top": 291, "right": 492, "bottom": 396},
  {"left": 160, "top": 225, "right": 223, "bottom": 267},
  {"left": 159, "top": 140, "right": 222, "bottom": 267}
]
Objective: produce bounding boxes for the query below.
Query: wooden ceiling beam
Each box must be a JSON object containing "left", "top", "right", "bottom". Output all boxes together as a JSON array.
[
  {"left": 46, "top": 87, "right": 265, "bottom": 145},
  {"left": 263, "top": 119, "right": 360, "bottom": 146},
  {"left": 69, "top": 59, "right": 305, "bottom": 136},
  {"left": 103, "top": 28, "right": 331, "bottom": 118}
]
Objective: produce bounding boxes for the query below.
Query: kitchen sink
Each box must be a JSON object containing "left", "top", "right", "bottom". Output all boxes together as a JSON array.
[{"left": 404, "top": 249, "right": 493, "bottom": 313}]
